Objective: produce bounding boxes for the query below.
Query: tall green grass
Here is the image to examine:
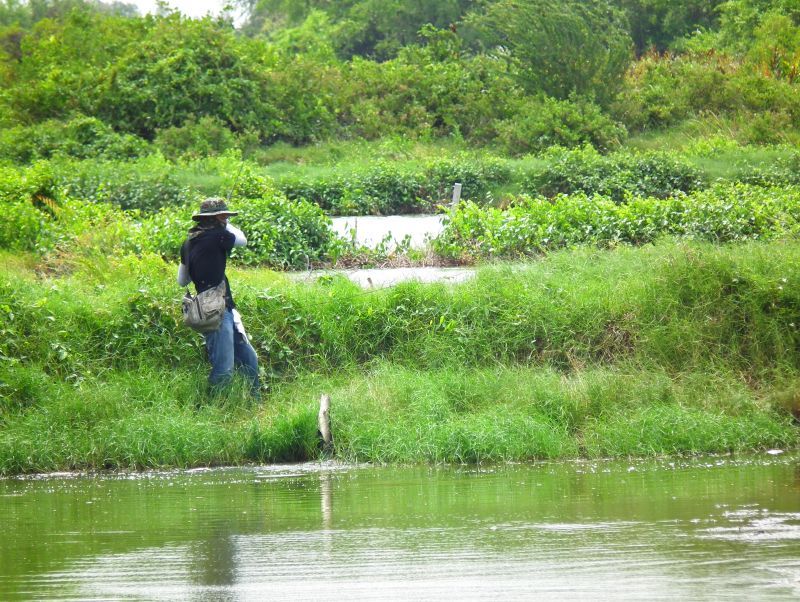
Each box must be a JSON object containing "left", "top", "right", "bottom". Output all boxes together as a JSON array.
[
  {"left": 4, "top": 240, "right": 800, "bottom": 380},
  {"left": 1, "top": 239, "right": 798, "bottom": 473},
  {"left": 0, "top": 363, "right": 794, "bottom": 473}
]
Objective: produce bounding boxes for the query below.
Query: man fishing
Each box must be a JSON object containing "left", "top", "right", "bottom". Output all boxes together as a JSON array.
[{"left": 178, "top": 198, "right": 260, "bottom": 399}]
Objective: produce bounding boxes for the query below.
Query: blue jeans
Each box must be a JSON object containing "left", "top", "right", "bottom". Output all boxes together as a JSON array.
[{"left": 204, "top": 310, "right": 260, "bottom": 398}]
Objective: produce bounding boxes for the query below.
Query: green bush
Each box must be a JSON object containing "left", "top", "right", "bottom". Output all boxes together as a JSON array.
[
  {"left": 433, "top": 183, "right": 800, "bottom": 259},
  {"left": 0, "top": 116, "right": 150, "bottom": 164},
  {"left": 526, "top": 147, "right": 704, "bottom": 202},
  {"left": 154, "top": 116, "right": 242, "bottom": 162},
  {"left": 0, "top": 194, "right": 133, "bottom": 256},
  {"left": 56, "top": 157, "right": 193, "bottom": 211},
  {"left": 737, "top": 149, "right": 800, "bottom": 186},
  {"left": 0, "top": 162, "right": 62, "bottom": 251},
  {"left": 231, "top": 195, "right": 336, "bottom": 268},
  {"left": 338, "top": 41, "right": 521, "bottom": 143},
  {"left": 136, "top": 172, "right": 337, "bottom": 269},
  {"left": 496, "top": 95, "right": 627, "bottom": 155},
  {"left": 94, "top": 15, "right": 282, "bottom": 140},
  {"left": 279, "top": 156, "right": 513, "bottom": 214},
  {"left": 465, "top": 0, "right": 632, "bottom": 105},
  {"left": 613, "top": 52, "right": 800, "bottom": 136},
  {"left": 0, "top": 162, "right": 337, "bottom": 269}
]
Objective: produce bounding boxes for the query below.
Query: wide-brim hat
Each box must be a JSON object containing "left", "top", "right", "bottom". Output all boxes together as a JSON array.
[{"left": 191, "top": 197, "right": 239, "bottom": 220}]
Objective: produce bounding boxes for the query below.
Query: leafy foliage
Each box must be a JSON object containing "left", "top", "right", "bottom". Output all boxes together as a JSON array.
[
  {"left": 0, "top": 0, "right": 798, "bottom": 154},
  {"left": 617, "top": 0, "right": 725, "bottom": 54},
  {"left": 746, "top": 11, "right": 800, "bottom": 82},
  {"left": 612, "top": 51, "right": 800, "bottom": 141},
  {"left": 718, "top": 0, "right": 800, "bottom": 52},
  {"left": 0, "top": 115, "right": 150, "bottom": 162},
  {"left": 278, "top": 156, "right": 512, "bottom": 215},
  {"left": 153, "top": 116, "right": 243, "bottom": 161},
  {"left": 243, "top": 0, "right": 476, "bottom": 60},
  {"left": 56, "top": 157, "right": 192, "bottom": 211},
  {"left": 525, "top": 147, "right": 703, "bottom": 202},
  {"left": 465, "top": 0, "right": 633, "bottom": 105},
  {"left": 433, "top": 184, "right": 800, "bottom": 259},
  {"left": 495, "top": 95, "right": 627, "bottom": 155},
  {"left": 94, "top": 15, "right": 281, "bottom": 140}
]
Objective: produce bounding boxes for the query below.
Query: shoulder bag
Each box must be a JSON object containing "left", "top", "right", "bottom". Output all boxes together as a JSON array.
[{"left": 182, "top": 279, "right": 227, "bottom": 333}]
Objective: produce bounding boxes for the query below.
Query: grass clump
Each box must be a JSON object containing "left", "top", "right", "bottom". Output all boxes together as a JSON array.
[
  {"left": 3, "top": 363, "right": 792, "bottom": 474},
  {"left": 0, "top": 368, "right": 321, "bottom": 474},
  {"left": 278, "top": 364, "right": 796, "bottom": 464}
]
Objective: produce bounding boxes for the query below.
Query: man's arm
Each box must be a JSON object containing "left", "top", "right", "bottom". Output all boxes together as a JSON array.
[
  {"left": 177, "top": 263, "right": 191, "bottom": 287},
  {"left": 226, "top": 223, "right": 247, "bottom": 247}
]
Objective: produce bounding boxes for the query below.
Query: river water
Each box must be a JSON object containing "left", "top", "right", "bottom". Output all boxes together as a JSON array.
[
  {"left": 304, "top": 214, "right": 472, "bottom": 288},
  {"left": 331, "top": 215, "right": 445, "bottom": 249},
  {"left": 2, "top": 455, "right": 799, "bottom": 600}
]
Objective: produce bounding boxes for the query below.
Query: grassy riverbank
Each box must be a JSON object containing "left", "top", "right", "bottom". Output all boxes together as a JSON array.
[
  {"left": 0, "top": 364, "right": 794, "bottom": 473},
  {"left": 1, "top": 239, "right": 798, "bottom": 473}
]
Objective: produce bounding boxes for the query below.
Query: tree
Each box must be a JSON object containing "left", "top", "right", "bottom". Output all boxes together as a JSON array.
[
  {"left": 0, "top": 0, "right": 137, "bottom": 28},
  {"left": 94, "top": 15, "right": 281, "bottom": 139},
  {"left": 718, "top": 0, "right": 800, "bottom": 52},
  {"left": 465, "top": 0, "right": 633, "bottom": 105},
  {"left": 239, "top": 0, "right": 477, "bottom": 60},
  {"left": 10, "top": 7, "right": 143, "bottom": 121},
  {"left": 747, "top": 10, "right": 800, "bottom": 81},
  {"left": 614, "top": 0, "right": 725, "bottom": 54}
]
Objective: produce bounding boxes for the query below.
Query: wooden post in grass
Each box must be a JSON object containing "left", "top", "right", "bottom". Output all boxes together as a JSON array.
[{"left": 318, "top": 394, "right": 333, "bottom": 454}]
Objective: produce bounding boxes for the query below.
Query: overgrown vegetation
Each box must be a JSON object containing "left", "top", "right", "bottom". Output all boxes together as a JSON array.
[
  {"left": 1, "top": 0, "right": 800, "bottom": 472},
  {"left": 1, "top": 240, "right": 798, "bottom": 472},
  {"left": 2, "top": 0, "right": 800, "bottom": 156},
  {"left": 434, "top": 184, "right": 800, "bottom": 260}
]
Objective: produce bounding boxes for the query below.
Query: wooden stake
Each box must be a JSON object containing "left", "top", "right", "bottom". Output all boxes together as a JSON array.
[{"left": 318, "top": 393, "right": 333, "bottom": 453}]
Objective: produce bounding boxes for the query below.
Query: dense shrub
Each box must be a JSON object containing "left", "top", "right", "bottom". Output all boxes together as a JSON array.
[
  {"left": 613, "top": 52, "right": 800, "bottom": 137},
  {"left": 56, "top": 157, "right": 193, "bottom": 211},
  {"left": 231, "top": 195, "right": 336, "bottom": 268},
  {"left": 265, "top": 53, "right": 344, "bottom": 144},
  {"left": 0, "top": 116, "right": 151, "bottom": 163},
  {"left": 433, "top": 183, "right": 800, "bottom": 259},
  {"left": 154, "top": 116, "right": 247, "bottom": 161},
  {"left": 0, "top": 162, "right": 62, "bottom": 251},
  {"left": 526, "top": 147, "right": 703, "bottom": 202},
  {"left": 8, "top": 10, "right": 143, "bottom": 123},
  {"left": 0, "top": 161, "right": 338, "bottom": 269},
  {"left": 465, "top": 0, "right": 633, "bottom": 105},
  {"left": 495, "top": 96, "right": 627, "bottom": 155},
  {"left": 0, "top": 175, "right": 132, "bottom": 254},
  {"left": 93, "top": 15, "right": 282, "bottom": 140},
  {"left": 338, "top": 33, "right": 522, "bottom": 143},
  {"left": 737, "top": 150, "right": 800, "bottom": 186},
  {"left": 279, "top": 156, "right": 513, "bottom": 214}
]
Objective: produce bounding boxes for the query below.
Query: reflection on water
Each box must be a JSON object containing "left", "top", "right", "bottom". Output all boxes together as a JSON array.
[{"left": 2, "top": 456, "right": 799, "bottom": 600}]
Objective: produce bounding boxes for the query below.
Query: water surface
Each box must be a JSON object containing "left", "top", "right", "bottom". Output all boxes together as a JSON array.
[
  {"left": 2, "top": 455, "right": 799, "bottom": 600},
  {"left": 331, "top": 215, "right": 445, "bottom": 249}
]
